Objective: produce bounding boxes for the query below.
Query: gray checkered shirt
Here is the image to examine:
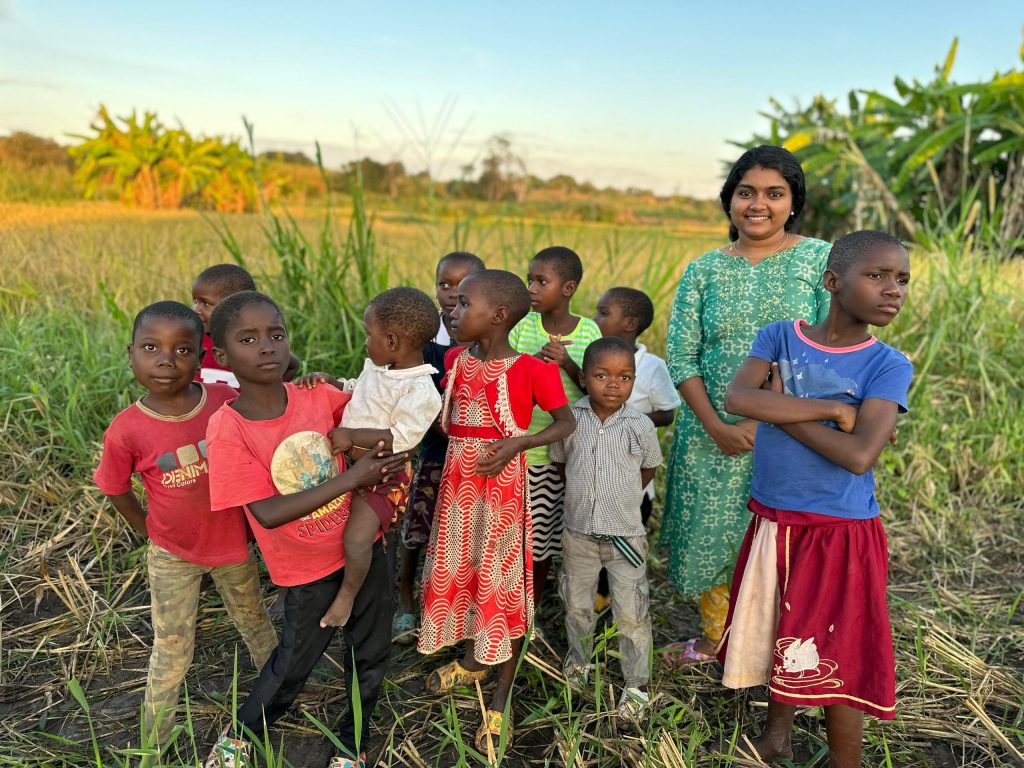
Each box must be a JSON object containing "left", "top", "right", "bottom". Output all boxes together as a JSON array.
[{"left": 549, "top": 398, "right": 663, "bottom": 538}]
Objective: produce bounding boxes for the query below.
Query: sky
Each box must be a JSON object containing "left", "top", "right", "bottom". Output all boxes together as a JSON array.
[{"left": 0, "top": 1, "right": 1021, "bottom": 197}]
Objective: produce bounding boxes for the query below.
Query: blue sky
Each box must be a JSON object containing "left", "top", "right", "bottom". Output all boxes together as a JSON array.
[{"left": 1, "top": 1, "right": 1020, "bottom": 196}]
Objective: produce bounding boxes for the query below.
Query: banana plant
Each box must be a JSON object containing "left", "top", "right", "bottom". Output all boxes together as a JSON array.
[{"left": 735, "top": 36, "right": 1024, "bottom": 254}]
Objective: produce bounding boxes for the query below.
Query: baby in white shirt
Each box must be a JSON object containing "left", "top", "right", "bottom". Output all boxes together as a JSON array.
[{"left": 296, "top": 287, "right": 443, "bottom": 628}]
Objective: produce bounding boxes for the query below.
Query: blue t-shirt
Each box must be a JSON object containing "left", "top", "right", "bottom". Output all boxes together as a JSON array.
[{"left": 749, "top": 320, "right": 913, "bottom": 519}]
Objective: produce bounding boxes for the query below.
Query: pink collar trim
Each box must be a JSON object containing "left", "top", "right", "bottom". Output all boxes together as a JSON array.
[{"left": 794, "top": 320, "right": 876, "bottom": 353}]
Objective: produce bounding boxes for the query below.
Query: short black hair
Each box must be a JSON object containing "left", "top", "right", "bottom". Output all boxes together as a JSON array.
[
  {"left": 132, "top": 301, "right": 204, "bottom": 345},
  {"left": 532, "top": 246, "right": 583, "bottom": 284},
  {"left": 209, "top": 291, "right": 285, "bottom": 348},
  {"left": 827, "top": 230, "right": 906, "bottom": 276},
  {"left": 438, "top": 251, "right": 485, "bottom": 274},
  {"left": 194, "top": 264, "right": 257, "bottom": 297},
  {"left": 367, "top": 287, "right": 440, "bottom": 348},
  {"left": 464, "top": 269, "right": 531, "bottom": 327},
  {"left": 720, "top": 145, "right": 806, "bottom": 242},
  {"left": 583, "top": 336, "right": 635, "bottom": 373},
  {"left": 602, "top": 287, "right": 655, "bottom": 335}
]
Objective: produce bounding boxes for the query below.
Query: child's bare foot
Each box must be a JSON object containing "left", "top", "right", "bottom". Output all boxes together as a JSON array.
[
  {"left": 742, "top": 732, "right": 793, "bottom": 764},
  {"left": 320, "top": 594, "right": 353, "bottom": 628}
]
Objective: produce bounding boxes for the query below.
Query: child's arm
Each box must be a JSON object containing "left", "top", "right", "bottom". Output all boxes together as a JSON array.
[
  {"left": 646, "top": 410, "right": 675, "bottom": 428},
  {"left": 105, "top": 492, "right": 149, "bottom": 537},
  {"left": 724, "top": 358, "right": 858, "bottom": 430},
  {"left": 247, "top": 445, "right": 408, "bottom": 528},
  {"left": 778, "top": 399, "right": 899, "bottom": 475},
  {"left": 476, "top": 404, "right": 576, "bottom": 477},
  {"left": 319, "top": 501, "right": 378, "bottom": 628},
  {"left": 329, "top": 427, "right": 394, "bottom": 456},
  {"left": 640, "top": 467, "right": 657, "bottom": 489}
]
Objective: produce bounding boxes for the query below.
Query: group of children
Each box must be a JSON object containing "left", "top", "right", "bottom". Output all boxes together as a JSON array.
[{"left": 96, "top": 230, "right": 912, "bottom": 768}]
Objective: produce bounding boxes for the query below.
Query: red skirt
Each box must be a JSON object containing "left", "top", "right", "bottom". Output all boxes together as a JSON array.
[{"left": 718, "top": 499, "right": 896, "bottom": 720}]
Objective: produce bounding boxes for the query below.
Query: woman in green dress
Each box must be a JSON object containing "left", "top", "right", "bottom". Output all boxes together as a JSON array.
[{"left": 661, "top": 146, "right": 831, "bottom": 664}]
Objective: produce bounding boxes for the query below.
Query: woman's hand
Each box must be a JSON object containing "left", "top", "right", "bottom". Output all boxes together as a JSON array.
[
  {"left": 476, "top": 437, "right": 525, "bottom": 477},
  {"left": 708, "top": 421, "right": 756, "bottom": 456},
  {"left": 344, "top": 442, "right": 408, "bottom": 488}
]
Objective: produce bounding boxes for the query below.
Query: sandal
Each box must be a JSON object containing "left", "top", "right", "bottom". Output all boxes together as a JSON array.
[
  {"left": 475, "top": 709, "right": 512, "bottom": 754},
  {"left": 424, "top": 659, "right": 489, "bottom": 693},
  {"left": 327, "top": 753, "right": 366, "bottom": 768},
  {"left": 661, "top": 638, "right": 716, "bottom": 669},
  {"left": 204, "top": 729, "right": 251, "bottom": 768},
  {"left": 392, "top": 612, "right": 417, "bottom": 644}
]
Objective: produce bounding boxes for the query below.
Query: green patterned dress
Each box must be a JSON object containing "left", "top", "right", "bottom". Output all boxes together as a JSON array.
[{"left": 661, "top": 238, "right": 831, "bottom": 595}]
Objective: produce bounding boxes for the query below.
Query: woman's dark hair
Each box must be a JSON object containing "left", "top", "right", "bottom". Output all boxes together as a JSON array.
[{"left": 719, "top": 145, "right": 806, "bottom": 242}]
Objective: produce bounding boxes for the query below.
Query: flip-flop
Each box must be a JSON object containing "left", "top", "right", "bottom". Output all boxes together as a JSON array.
[
  {"left": 475, "top": 709, "right": 512, "bottom": 754},
  {"left": 661, "top": 638, "right": 715, "bottom": 669},
  {"left": 424, "top": 659, "right": 490, "bottom": 693}
]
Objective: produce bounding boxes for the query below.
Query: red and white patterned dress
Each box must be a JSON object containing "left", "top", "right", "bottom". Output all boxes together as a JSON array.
[{"left": 418, "top": 350, "right": 564, "bottom": 665}]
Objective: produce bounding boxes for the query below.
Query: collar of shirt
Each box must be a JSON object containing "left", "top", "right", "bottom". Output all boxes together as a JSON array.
[
  {"left": 570, "top": 396, "right": 647, "bottom": 425},
  {"left": 634, "top": 342, "right": 647, "bottom": 366},
  {"left": 363, "top": 359, "right": 438, "bottom": 379}
]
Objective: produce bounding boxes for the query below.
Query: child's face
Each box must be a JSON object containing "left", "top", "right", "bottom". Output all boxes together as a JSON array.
[
  {"left": 127, "top": 317, "right": 202, "bottom": 397},
  {"left": 363, "top": 308, "right": 398, "bottom": 367},
  {"left": 594, "top": 294, "right": 635, "bottom": 340},
  {"left": 191, "top": 279, "right": 229, "bottom": 334},
  {"left": 450, "top": 277, "right": 495, "bottom": 343},
  {"left": 213, "top": 302, "right": 291, "bottom": 385},
  {"left": 582, "top": 350, "right": 636, "bottom": 412},
  {"left": 729, "top": 165, "right": 793, "bottom": 241},
  {"left": 436, "top": 260, "right": 477, "bottom": 323},
  {"left": 526, "top": 259, "right": 573, "bottom": 314},
  {"left": 832, "top": 245, "right": 911, "bottom": 327}
]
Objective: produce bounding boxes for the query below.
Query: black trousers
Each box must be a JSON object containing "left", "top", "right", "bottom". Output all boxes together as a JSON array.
[{"left": 237, "top": 540, "right": 392, "bottom": 755}]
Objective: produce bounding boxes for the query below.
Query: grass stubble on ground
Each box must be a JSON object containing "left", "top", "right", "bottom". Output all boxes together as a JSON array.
[{"left": 0, "top": 203, "right": 1021, "bottom": 767}]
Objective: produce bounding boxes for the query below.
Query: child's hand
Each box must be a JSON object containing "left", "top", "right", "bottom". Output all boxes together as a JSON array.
[
  {"left": 294, "top": 371, "right": 339, "bottom": 390},
  {"left": 762, "top": 362, "right": 784, "bottom": 393},
  {"left": 834, "top": 403, "right": 858, "bottom": 434},
  {"left": 476, "top": 437, "right": 524, "bottom": 477},
  {"left": 538, "top": 340, "right": 573, "bottom": 368},
  {"left": 320, "top": 592, "right": 353, "bottom": 628},
  {"left": 329, "top": 427, "right": 356, "bottom": 455},
  {"left": 345, "top": 442, "right": 408, "bottom": 488}
]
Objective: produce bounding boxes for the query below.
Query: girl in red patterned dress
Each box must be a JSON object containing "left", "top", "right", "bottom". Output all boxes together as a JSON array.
[{"left": 418, "top": 269, "right": 575, "bottom": 753}]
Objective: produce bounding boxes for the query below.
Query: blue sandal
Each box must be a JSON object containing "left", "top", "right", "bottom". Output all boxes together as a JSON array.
[{"left": 392, "top": 612, "right": 416, "bottom": 643}]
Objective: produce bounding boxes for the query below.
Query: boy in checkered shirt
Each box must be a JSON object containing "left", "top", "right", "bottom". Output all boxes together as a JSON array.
[{"left": 549, "top": 336, "right": 663, "bottom": 720}]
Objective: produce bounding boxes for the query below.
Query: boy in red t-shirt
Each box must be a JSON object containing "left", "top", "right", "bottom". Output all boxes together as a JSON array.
[
  {"left": 94, "top": 301, "right": 277, "bottom": 750},
  {"left": 203, "top": 291, "right": 409, "bottom": 768}
]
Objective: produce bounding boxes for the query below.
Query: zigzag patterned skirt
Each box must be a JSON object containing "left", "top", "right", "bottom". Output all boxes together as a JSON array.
[
  {"left": 528, "top": 463, "right": 565, "bottom": 559},
  {"left": 418, "top": 433, "right": 534, "bottom": 665}
]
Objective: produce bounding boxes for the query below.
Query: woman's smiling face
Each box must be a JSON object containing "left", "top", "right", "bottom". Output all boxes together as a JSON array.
[{"left": 728, "top": 165, "right": 793, "bottom": 242}]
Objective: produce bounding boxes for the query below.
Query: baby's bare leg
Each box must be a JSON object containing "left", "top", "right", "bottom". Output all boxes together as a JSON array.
[{"left": 321, "top": 497, "right": 380, "bottom": 628}]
